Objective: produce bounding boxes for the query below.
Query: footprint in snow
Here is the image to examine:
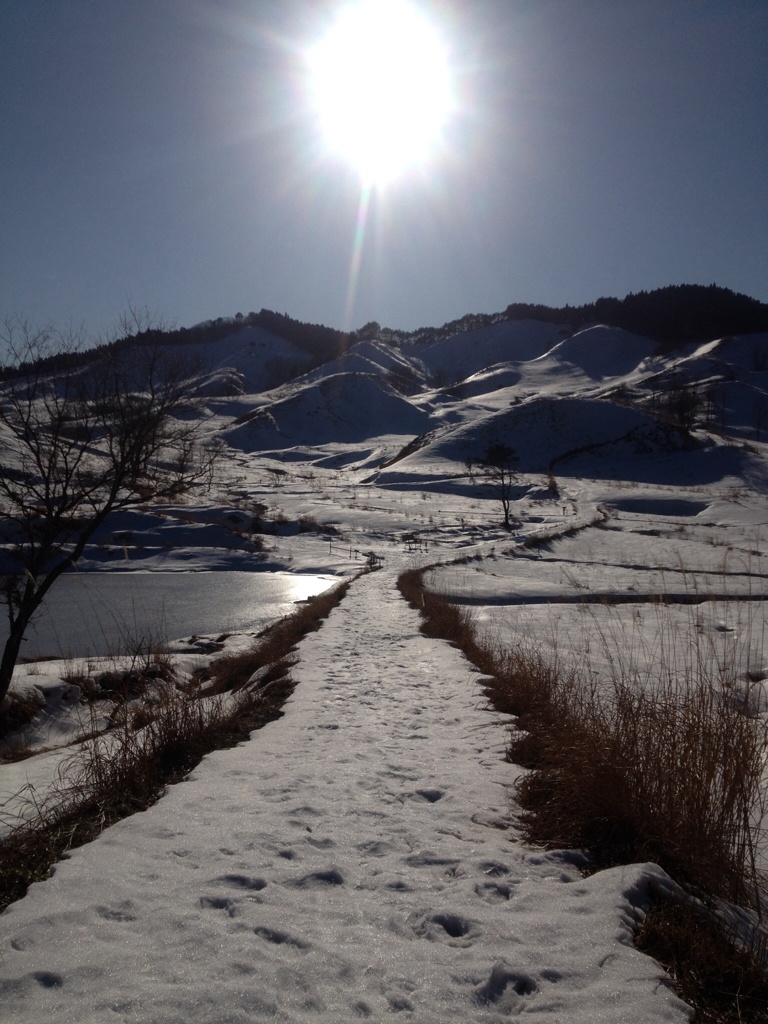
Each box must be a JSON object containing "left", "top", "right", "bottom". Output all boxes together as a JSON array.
[
  {"left": 473, "top": 961, "right": 539, "bottom": 1007},
  {"left": 95, "top": 903, "right": 137, "bottom": 923},
  {"left": 285, "top": 867, "right": 345, "bottom": 888},
  {"left": 253, "top": 926, "right": 311, "bottom": 951},
  {"left": 475, "top": 881, "right": 514, "bottom": 903},
  {"left": 306, "top": 836, "right": 336, "bottom": 850},
  {"left": 477, "top": 860, "right": 511, "bottom": 877},
  {"left": 404, "top": 851, "right": 461, "bottom": 869},
  {"left": 356, "top": 839, "right": 396, "bottom": 857},
  {"left": 207, "top": 874, "right": 267, "bottom": 891},
  {"left": 405, "top": 787, "right": 445, "bottom": 803},
  {"left": 0, "top": 971, "right": 64, "bottom": 996},
  {"left": 199, "top": 896, "right": 238, "bottom": 915},
  {"left": 409, "top": 911, "right": 478, "bottom": 946}
]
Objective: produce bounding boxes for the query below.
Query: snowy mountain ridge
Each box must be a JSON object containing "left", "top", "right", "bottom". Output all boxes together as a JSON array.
[{"left": 186, "top": 316, "right": 768, "bottom": 491}]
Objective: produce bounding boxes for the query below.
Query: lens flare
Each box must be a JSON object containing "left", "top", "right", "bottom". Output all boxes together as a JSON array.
[{"left": 307, "top": 0, "right": 454, "bottom": 187}]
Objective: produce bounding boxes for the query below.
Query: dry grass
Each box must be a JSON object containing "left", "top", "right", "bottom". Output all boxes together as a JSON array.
[
  {"left": 0, "top": 577, "right": 353, "bottom": 915},
  {"left": 636, "top": 895, "right": 768, "bottom": 1024},
  {"left": 398, "top": 565, "right": 768, "bottom": 1022},
  {"left": 502, "top": 599, "right": 768, "bottom": 915},
  {"left": 0, "top": 677, "right": 295, "bottom": 914},
  {"left": 0, "top": 690, "right": 45, "bottom": 743},
  {"left": 513, "top": 667, "right": 767, "bottom": 904}
]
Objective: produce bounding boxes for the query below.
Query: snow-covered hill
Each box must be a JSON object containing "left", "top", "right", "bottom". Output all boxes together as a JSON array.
[
  {"left": 186, "top": 319, "right": 768, "bottom": 491},
  {"left": 192, "top": 326, "right": 312, "bottom": 396},
  {"left": 224, "top": 372, "right": 430, "bottom": 453}
]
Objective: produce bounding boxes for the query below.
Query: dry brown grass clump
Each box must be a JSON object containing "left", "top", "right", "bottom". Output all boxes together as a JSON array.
[
  {"left": 397, "top": 568, "right": 496, "bottom": 677},
  {"left": 636, "top": 896, "right": 768, "bottom": 1024},
  {"left": 0, "top": 689, "right": 45, "bottom": 742},
  {"left": 512, "top": 668, "right": 767, "bottom": 909},
  {"left": 397, "top": 564, "right": 768, "bottom": 1022},
  {"left": 0, "top": 577, "right": 352, "bottom": 914}
]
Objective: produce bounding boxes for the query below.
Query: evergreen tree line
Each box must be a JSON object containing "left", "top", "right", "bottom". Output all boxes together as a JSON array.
[
  {"left": 4, "top": 284, "right": 767, "bottom": 379},
  {"left": 410, "top": 284, "right": 768, "bottom": 349}
]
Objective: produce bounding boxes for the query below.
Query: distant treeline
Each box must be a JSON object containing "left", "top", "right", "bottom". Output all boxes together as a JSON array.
[
  {"left": 241, "top": 284, "right": 768, "bottom": 355},
  {"left": 0, "top": 310, "right": 349, "bottom": 380},
  {"left": 537, "top": 284, "right": 768, "bottom": 349},
  {"left": 105, "top": 310, "right": 350, "bottom": 364},
  {"left": 4, "top": 284, "right": 768, "bottom": 379},
  {"left": 398, "top": 284, "right": 768, "bottom": 349}
]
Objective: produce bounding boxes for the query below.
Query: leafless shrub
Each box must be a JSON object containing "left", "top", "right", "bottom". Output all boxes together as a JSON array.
[
  {"left": 0, "top": 690, "right": 44, "bottom": 744},
  {"left": 298, "top": 514, "right": 340, "bottom": 536}
]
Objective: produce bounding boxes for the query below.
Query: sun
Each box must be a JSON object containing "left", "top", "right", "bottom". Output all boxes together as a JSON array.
[{"left": 306, "top": 0, "right": 454, "bottom": 186}]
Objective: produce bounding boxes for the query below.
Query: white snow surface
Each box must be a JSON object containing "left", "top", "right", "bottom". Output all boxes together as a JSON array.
[
  {"left": 224, "top": 373, "right": 429, "bottom": 453},
  {"left": 5, "top": 318, "right": 768, "bottom": 1020},
  {"left": 0, "top": 562, "right": 689, "bottom": 1023}
]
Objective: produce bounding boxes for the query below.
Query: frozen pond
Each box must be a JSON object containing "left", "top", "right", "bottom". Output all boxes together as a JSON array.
[{"left": 2, "top": 571, "right": 338, "bottom": 660}]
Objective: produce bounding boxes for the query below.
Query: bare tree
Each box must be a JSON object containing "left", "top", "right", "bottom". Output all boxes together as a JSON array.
[
  {"left": 479, "top": 442, "right": 519, "bottom": 530},
  {"left": 665, "top": 385, "right": 700, "bottom": 431},
  {"left": 0, "top": 318, "right": 219, "bottom": 711},
  {"left": 755, "top": 391, "right": 768, "bottom": 443}
]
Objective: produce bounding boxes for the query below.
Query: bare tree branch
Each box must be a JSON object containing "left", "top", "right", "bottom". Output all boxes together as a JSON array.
[
  {"left": 0, "top": 317, "right": 219, "bottom": 710},
  {"left": 479, "top": 442, "right": 519, "bottom": 530}
]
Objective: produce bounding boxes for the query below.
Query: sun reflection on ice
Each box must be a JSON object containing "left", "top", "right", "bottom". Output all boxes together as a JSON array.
[{"left": 287, "top": 574, "right": 338, "bottom": 605}]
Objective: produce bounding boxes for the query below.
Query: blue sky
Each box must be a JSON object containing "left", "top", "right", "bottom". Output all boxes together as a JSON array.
[{"left": 2, "top": 0, "right": 767, "bottom": 341}]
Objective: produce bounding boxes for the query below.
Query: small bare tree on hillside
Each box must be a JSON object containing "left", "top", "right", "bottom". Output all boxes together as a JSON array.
[
  {"left": 480, "top": 442, "right": 519, "bottom": 530},
  {"left": 0, "top": 318, "right": 219, "bottom": 712}
]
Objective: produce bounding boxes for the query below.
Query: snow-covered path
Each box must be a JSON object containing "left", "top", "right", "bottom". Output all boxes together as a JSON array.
[{"left": 0, "top": 565, "right": 689, "bottom": 1023}]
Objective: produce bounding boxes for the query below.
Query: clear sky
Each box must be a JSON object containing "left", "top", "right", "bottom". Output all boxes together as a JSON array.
[{"left": 2, "top": 0, "right": 767, "bottom": 341}]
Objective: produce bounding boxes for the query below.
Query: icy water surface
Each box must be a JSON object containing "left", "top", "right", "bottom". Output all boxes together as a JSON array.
[{"left": 3, "top": 571, "right": 337, "bottom": 659}]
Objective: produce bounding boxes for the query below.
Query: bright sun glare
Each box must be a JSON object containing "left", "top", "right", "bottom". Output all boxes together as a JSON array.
[{"left": 307, "top": 0, "right": 454, "bottom": 186}]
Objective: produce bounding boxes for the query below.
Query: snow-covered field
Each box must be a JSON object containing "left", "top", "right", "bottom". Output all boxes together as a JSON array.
[
  {"left": 428, "top": 496, "right": 768, "bottom": 714},
  {"left": 2, "top": 317, "right": 767, "bottom": 1020}
]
